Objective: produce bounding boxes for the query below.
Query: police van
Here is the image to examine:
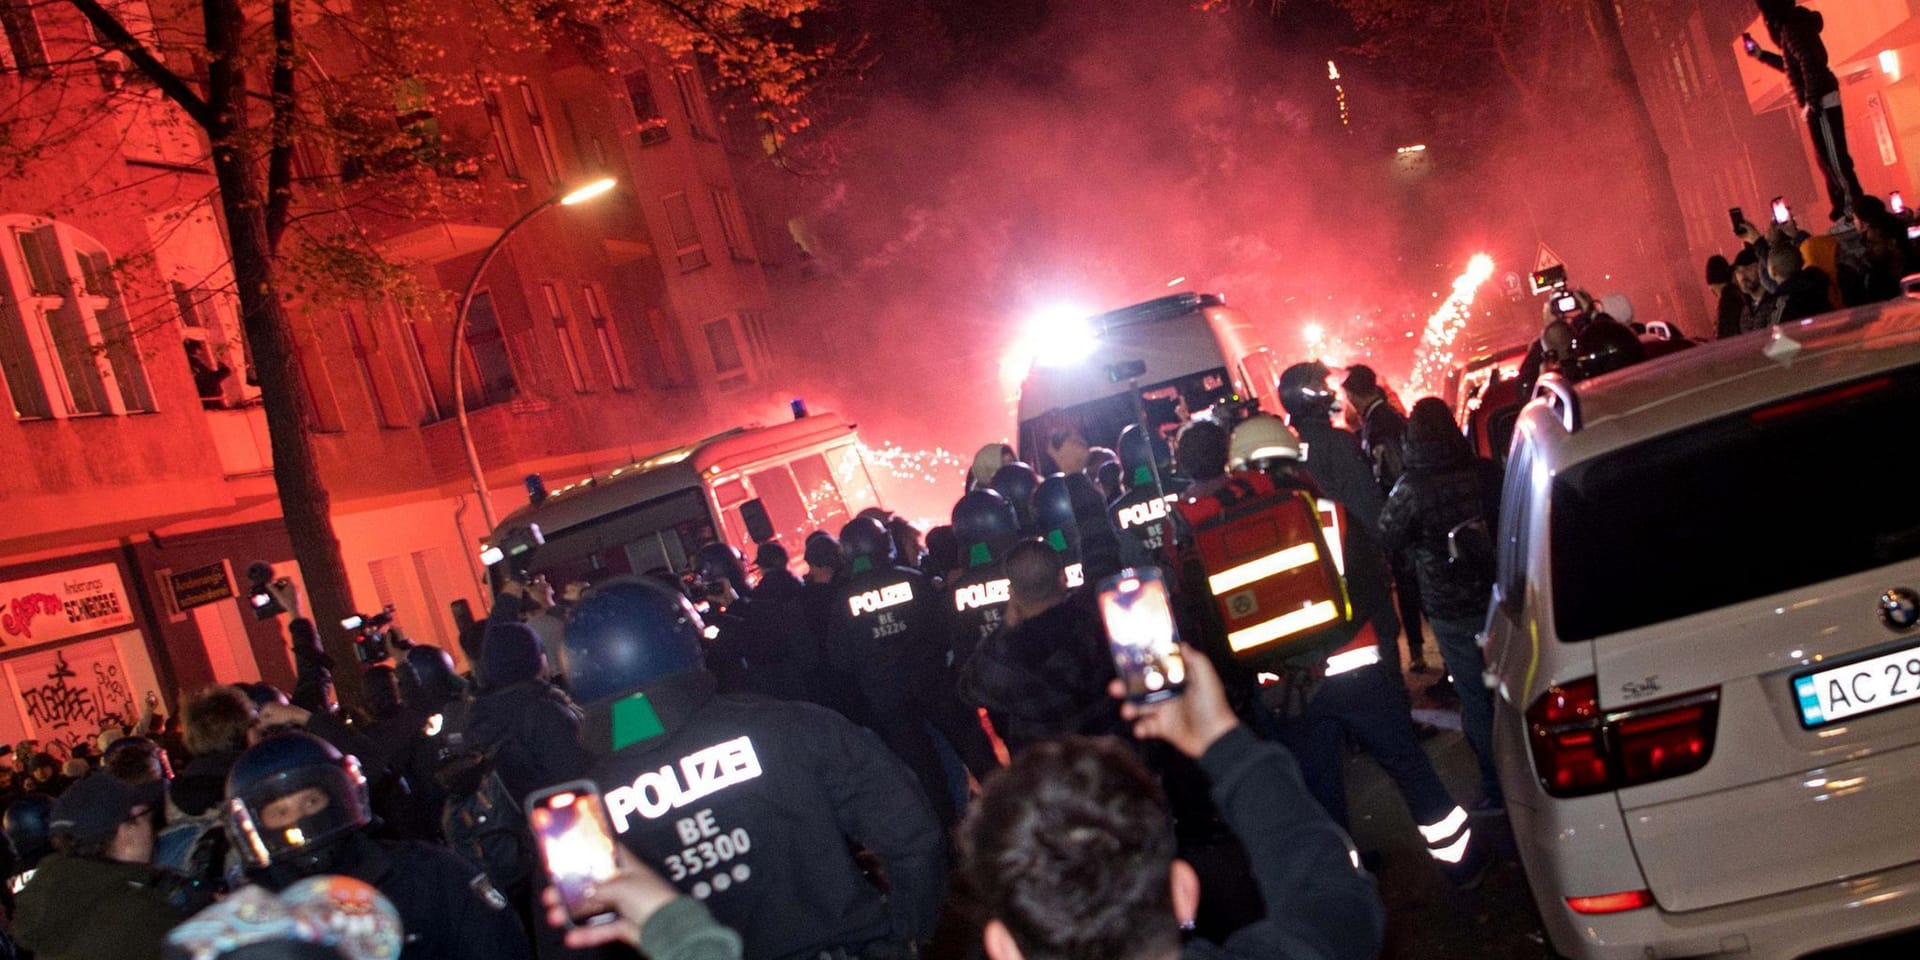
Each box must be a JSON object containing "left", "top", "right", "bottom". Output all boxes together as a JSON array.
[
  {"left": 1013, "top": 292, "right": 1281, "bottom": 468},
  {"left": 480, "top": 412, "right": 882, "bottom": 587}
]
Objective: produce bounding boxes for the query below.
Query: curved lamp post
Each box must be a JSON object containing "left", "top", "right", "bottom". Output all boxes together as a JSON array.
[{"left": 452, "top": 176, "right": 618, "bottom": 533}]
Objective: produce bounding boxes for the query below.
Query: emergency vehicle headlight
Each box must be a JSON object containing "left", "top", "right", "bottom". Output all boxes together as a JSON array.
[{"left": 1027, "top": 305, "right": 1099, "bottom": 368}]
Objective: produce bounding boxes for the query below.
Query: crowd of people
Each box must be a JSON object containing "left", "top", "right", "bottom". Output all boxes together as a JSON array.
[{"left": 0, "top": 358, "right": 1515, "bottom": 960}]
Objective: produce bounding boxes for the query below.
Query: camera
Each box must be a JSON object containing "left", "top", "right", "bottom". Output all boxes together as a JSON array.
[
  {"left": 1553, "top": 293, "right": 1580, "bottom": 316},
  {"left": 1529, "top": 264, "right": 1568, "bottom": 295},
  {"left": 342, "top": 606, "right": 397, "bottom": 665}
]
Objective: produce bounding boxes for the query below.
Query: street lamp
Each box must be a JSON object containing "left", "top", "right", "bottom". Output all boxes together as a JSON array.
[{"left": 452, "top": 176, "right": 618, "bottom": 533}]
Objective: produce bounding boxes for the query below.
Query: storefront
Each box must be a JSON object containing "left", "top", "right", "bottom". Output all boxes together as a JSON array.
[{"left": 0, "top": 559, "right": 167, "bottom": 749}]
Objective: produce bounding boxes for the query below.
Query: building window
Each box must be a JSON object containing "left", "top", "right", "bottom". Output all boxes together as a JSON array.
[
  {"left": 662, "top": 192, "right": 709, "bottom": 272},
  {"left": 295, "top": 341, "right": 344, "bottom": 433},
  {"left": 582, "top": 285, "right": 631, "bottom": 391},
  {"left": 518, "top": 82, "right": 562, "bottom": 184},
  {"left": 0, "top": 219, "right": 155, "bottom": 420},
  {"left": 625, "top": 70, "right": 670, "bottom": 145},
  {"left": 671, "top": 66, "right": 714, "bottom": 140},
  {"left": 541, "top": 281, "right": 591, "bottom": 393},
  {"left": 709, "top": 187, "right": 755, "bottom": 262},
  {"left": 739, "top": 310, "right": 773, "bottom": 368},
  {"left": 342, "top": 307, "right": 408, "bottom": 427},
  {"left": 704, "top": 317, "right": 744, "bottom": 379},
  {"left": 400, "top": 312, "right": 442, "bottom": 421},
  {"left": 0, "top": 0, "right": 49, "bottom": 77},
  {"left": 479, "top": 81, "right": 522, "bottom": 180},
  {"left": 463, "top": 290, "right": 517, "bottom": 408}
]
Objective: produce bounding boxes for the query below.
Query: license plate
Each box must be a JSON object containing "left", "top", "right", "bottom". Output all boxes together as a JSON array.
[{"left": 1794, "top": 642, "right": 1920, "bottom": 728}]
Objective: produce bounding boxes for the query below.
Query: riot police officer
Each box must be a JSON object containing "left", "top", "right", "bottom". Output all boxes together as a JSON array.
[
  {"left": 565, "top": 579, "right": 945, "bottom": 960},
  {"left": 944, "top": 490, "right": 1020, "bottom": 672},
  {"left": 1035, "top": 471, "right": 1147, "bottom": 587},
  {"left": 3, "top": 792, "right": 52, "bottom": 896},
  {"left": 829, "top": 518, "right": 994, "bottom": 825},
  {"left": 1108, "top": 424, "right": 1188, "bottom": 570},
  {"left": 988, "top": 462, "right": 1044, "bottom": 536},
  {"left": 223, "top": 731, "right": 531, "bottom": 960}
]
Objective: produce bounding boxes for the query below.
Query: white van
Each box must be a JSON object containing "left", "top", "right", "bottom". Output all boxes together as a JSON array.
[
  {"left": 1013, "top": 292, "right": 1280, "bottom": 468},
  {"left": 481, "top": 412, "right": 882, "bottom": 586}
]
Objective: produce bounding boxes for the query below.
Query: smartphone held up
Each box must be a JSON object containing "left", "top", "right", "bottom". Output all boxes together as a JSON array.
[
  {"left": 528, "top": 782, "right": 621, "bottom": 928},
  {"left": 1771, "top": 196, "right": 1792, "bottom": 225},
  {"left": 1099, "top": 568, "right": 1187, "bottom": 703}
]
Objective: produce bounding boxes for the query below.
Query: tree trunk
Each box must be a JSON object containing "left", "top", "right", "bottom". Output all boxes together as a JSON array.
[
  {"left": 1585, "top": 0, "right": 1707, "bottom": 333},
  {"left": 205, "top": 0, "right": 366, "bottom": 709}
]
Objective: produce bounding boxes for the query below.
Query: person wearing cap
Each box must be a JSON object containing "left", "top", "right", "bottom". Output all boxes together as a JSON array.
[{"left": 14, "top": 773, "right": 200, "bottom": 960}]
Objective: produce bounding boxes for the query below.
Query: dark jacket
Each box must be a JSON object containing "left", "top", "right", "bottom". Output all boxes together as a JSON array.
[
  {"left": 316, "top": 832, "right": 531, "bottom": 960},
  {"left": 1289, "top": 419, "right": 1399, "bottom": 642},
  {"left": 463, "top": 679, "right": 592, "bottom": 802},
  {"left": 1180, "top": 727, "right": 1384, "bottom": 960},
  {"left": 1715, "top": 284, "right": 1747, "bottom": 339},
  {"left": 586, "top": 671, "right": 945, "bottom": 960},
  {"left": 1773, "top": 266, "right": 1835, "bottom": 325},
  {"left": 1379, "top": 423, "right": 1503, "bottom": 622},
  {"left": 171, "top": 748, "right": 240, "bottom": 817},
  {"left": 13, "top": 853, "right": 188, "bottom": 960},
  {"left": 288, "top": 618, "right": 337, "bottom": 716},
  {"left": 956, "top": 594, "right": 1122, "bottom": 755},
  {"left": 826, "top": 566, "right": 949, "bottom": 720},
  {"left": 1757, "top": 8, "right": 1838, "bottom": 109},
  {"left": 1355, "top": 397, "right": 1408, "bottom": 494}
]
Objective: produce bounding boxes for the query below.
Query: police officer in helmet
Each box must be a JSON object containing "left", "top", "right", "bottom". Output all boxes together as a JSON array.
[
  {"left": 1109, "top": 424, "right": 1188, "bottom": 570},
  {"left": 988, "top": 462, "right": 1044, "bottom": 536},
  {"left": 945, "top": 490, "right": 1022, "bottom": 672},
  {"left": 565, "top": 578, "right": 945, "bottom": 960},
  {"left": 222, "top": 731, "right": 530, "bottom": 959},
  {"left": 829, "top": 517, "right": 993, "bottom": 827}
]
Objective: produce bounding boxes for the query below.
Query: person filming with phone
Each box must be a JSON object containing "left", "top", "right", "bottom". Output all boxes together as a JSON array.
[
  {"left": 1745, "top": 0, "right": 1863, "bottom": 223},
  {"left": 955, "top": 645, "right": 1383, "bottom": 960}
]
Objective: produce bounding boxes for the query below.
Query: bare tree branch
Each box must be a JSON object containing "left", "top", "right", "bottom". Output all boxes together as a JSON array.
[{"left": 63, "top": 0, "right": 214, "bottom": 128}]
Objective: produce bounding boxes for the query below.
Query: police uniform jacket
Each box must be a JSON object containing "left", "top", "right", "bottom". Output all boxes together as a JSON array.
[
  {"left": 827, "top": 566, "right": 949, "bottom": 718},
  {"left": 314, "top": 832, "right": 530, "bottom": 960},
  {"left": 942, "top": 563, "right": 1013, "bottom": 672},
  {"left": 587, "top": 670, "right": 945, "bottom": 960}
]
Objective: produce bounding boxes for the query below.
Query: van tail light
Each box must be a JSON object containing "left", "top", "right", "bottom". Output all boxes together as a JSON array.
[
  {"left": 1565, "top": 890, "right": 1654, "bottom": 915},
  {"left": 1526, "top": 677, "right": 1720, "bottom": 798}
]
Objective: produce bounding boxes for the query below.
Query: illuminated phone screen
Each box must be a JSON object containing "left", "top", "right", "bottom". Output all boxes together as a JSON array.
[
  {"left": 530, "top": 787, "right": 620, "bottom": 923},
  {"left": 1099, "top": 570, "right": 1187, "bottom": 703}
]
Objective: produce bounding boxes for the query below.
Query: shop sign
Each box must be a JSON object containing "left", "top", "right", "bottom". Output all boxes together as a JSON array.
[
  {"left": 168, "top": 562, "right": 234, "bottom": 611},
  {"left": 0, "top": 563, "right": 135, "bottom": 651}
]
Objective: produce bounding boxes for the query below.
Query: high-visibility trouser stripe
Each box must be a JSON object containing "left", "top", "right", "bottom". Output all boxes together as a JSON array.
[
  {"left": 1323, "top": 645, "right": 1382, "bottom": 677},
  {"left": 1420, "top": 806, "right": 1473, "bottom": 864},
  {"left": 1208, "top": 543, "right": 1318, "bottom": 595},
  {"left": 1226, "top": 601, "right": 1342, "bottom": 653}
]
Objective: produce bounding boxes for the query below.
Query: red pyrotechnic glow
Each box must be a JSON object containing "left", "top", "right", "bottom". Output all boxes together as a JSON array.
[{"left": 1406, "top": 254, "right": 1495, "bottom": 398}]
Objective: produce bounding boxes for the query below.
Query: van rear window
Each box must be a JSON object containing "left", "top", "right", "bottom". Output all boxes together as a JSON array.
[{"left": 1550, "top": 367, "right": 1920, "bottom": 642}]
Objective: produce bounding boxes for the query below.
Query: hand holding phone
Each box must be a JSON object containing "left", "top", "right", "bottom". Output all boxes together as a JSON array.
[
  {"left": 540, "top": 844, "right": 684, "bottom": 951},
  {"left": 1098, "top": 569, "right": 1187, "bottom": 704},
  {"left": 1109, "top": 642, "right": 1239, "bottom": 759},
  {"left": 1771, "top": 196, "right": 1792, "bottom": 225},
  {"left": 529, "top": 782, "right": 621, "bottom": 929}
]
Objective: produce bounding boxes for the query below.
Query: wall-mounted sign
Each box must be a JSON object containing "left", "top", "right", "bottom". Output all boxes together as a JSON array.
[
  {"left": 0, "top": 563, "right": 135, "bottom": 651},
  {"left": 167, "top": 562, "right": 234, "bottom": 612}
]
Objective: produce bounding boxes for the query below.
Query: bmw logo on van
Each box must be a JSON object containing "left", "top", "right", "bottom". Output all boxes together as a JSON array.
[{"left": 1882, "top": 588, "right": 1920, "bottom": 633}]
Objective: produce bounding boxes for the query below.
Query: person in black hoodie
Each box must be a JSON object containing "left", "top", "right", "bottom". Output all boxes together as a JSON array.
[
  {"left": 1747, "top": 0, "right": 1862, "bottom": 222},
  {"left": 463, "top": 622, "right": 592, "bottom": 804},
  {"left": 1380, "top": 398, "right": 1505, "bottom": 805},
  {"left": 1764, "top": 243, "right": 1834, "bottom": 325}
]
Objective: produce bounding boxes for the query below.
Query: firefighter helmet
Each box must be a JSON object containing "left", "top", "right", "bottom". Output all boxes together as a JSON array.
[{"left": 1229, "top": 414, "right": 1302, "bottom": 468}]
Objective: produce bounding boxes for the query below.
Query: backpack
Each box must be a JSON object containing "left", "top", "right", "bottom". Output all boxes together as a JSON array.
[
  {"left": 434, "top": 701, "right": 534, "bottom": 893},
  {"left": 1175, "top": 472, "right": 1352, "bottom": 667}
]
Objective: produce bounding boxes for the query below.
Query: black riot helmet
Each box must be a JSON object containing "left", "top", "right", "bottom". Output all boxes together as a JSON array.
[
  {"left": 563, "top": 578, "right": 707, "bottom": 707},
  {"left": 989, "top": 461, "right": 1043, "bottom": 532},
  {"left": 224, "top": 732, "right": 372, "bottom": 882},
  {"left": 951, "top": 489, "right": 1020, "bottom": 569},
  {"left": 1032, "top": 474, "right": 1087, "bottom": 560},
  {"left": 1565, "top": 319, "right": 1647, "bottom": 381},
  {"left": 694, "top": 542, "right": 749, "bottom": 593},
  {"left": 1117, "top": 424, "right": 1173, "bottom": 490},
  {"left": 1278, "top": 361, "right": 1336, "bottom": 422},
  {"left": 4, "top": 793, "right": 54, "bottom": 867},
  {"left": 838, "top": 516, "right": 897, "bottom": 574}
]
